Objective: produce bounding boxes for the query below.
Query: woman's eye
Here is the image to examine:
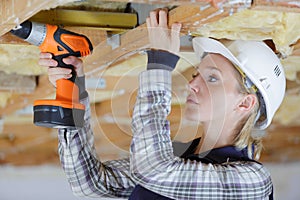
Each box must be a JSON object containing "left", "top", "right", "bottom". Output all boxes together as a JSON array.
[{"left": 208, "top": 75, "right": 218, "bottom": 82}]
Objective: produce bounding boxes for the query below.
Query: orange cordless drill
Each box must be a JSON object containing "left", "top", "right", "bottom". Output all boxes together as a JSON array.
[{"left": 10, "top": 21, "right": 93, "bottom": 128}]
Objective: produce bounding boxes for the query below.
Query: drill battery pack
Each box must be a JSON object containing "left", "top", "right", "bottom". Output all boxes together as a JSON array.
[{"left": 33, "top": 105, "right": 84, "bottom": 128}]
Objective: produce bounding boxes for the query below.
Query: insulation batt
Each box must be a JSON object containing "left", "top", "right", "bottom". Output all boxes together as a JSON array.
[
  {"left": 0, "top": 44, "right": 46, "bottom": 75},
  {"left": 195, "top": 9, "right": 300, "bottom": 57},
  {"left": 274, "top": 94, "right": 300, "bottom": 126}
]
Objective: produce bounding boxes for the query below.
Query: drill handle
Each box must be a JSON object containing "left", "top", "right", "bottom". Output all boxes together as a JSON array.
[{"left": 53, "top": 54, "right": 77, "bottom": 83}]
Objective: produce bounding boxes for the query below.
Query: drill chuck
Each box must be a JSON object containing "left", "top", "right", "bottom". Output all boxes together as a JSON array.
[
  {"left": 10, "top": 21, "right": 32, "bottom": 39},
  {"left": 10, "top": 21, "right": 46, "bottom": 46}
]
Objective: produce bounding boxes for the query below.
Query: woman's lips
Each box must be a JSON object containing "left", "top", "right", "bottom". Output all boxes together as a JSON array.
[{"left": 186, "top": 96, "right": 198, "bottom": 104}]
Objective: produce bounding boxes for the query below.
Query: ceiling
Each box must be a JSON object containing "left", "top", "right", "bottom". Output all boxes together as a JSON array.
[{"left": 0, "top": 0, "right": 300, "bottom": 165}]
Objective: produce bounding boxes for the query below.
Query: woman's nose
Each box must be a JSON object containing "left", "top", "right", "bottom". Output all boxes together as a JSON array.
[{"left": 188, "top": 76, "right": 201, "bottom": 93}]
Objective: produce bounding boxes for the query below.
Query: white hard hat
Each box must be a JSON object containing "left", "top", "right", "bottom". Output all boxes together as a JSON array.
[{"left": 192, "top": 37, "right": 286, "bottom": 129}]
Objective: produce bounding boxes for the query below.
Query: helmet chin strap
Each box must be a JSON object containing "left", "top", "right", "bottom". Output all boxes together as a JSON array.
[
  {"left": 254, "top": 91, "right": 267, "bottom": 129},
  {"left": 233, "top": 64, "right": 265, "bottom": 129}
]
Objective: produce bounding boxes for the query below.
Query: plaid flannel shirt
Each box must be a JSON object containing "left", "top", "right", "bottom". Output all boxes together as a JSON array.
[
  {"left": 130, "top": 69, "right": 273, "bottom": 199},
  {"left": 58, "top": 96, "right": 135, "bottom": 198},
  {"left": 58, "top": 52, "right": 273, "bottom": 199}
]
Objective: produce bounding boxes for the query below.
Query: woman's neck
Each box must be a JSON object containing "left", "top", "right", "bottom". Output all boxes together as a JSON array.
[{"left": 194, "top": 120, "right": 236, "bottom": 154}]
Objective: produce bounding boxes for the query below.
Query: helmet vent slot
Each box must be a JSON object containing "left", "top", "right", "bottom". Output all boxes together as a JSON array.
[{"left": 274, "top": 65, "right": 281, "bottom": 77}]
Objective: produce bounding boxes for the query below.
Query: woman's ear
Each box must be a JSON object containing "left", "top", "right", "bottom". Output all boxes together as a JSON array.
[{"left": 238, "top": 94, "right": 257, "bottom": 112}]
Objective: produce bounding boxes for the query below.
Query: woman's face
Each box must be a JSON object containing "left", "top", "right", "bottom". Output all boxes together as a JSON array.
[{"left": 184, "top": 53, "right": 244, "bottom": 123}]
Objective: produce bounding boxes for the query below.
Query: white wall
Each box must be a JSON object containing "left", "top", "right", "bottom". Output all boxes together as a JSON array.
[
  {"left": 0, "top": 165, "right": 124, "bottom": 200},
  {"left": 265, "top": 162, "right": 300, "bottom": 200},
  {"left": 0, "top": 163, "right": 299, "bottom": 200}
]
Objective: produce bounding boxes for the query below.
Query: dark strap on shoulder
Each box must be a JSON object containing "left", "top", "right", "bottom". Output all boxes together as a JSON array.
[
  {"left": 269, "top": 186, "right": 274, "bottom": 200},
  {"left": 129, "top": 185, "right": 173, "bottom": 200}
]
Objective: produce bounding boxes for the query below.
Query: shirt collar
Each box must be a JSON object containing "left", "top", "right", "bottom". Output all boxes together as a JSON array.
[
  {"left": 174, "top": 138, "right": 254, "bottom": 164},
  {"left": 185, "top": 145, "right": 252, "bottom": 164}
]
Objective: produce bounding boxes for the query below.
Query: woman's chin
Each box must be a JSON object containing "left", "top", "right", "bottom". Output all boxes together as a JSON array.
[{"left": 183, "top": 110, "right": 197, "bottom": 122}]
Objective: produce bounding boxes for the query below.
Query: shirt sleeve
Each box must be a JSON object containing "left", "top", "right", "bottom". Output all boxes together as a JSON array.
[
  {"left": 130, "top": 69, "right": 273, "bottom": 199},
  {"left": 58, "top": 95, "right": 135, "bottom": 198}
]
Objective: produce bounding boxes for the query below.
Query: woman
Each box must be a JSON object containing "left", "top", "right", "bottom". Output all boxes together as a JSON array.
[
  {"left": 129, "top": 10, "right": 285, "bottom": 199},
  {"left": 39, "top": 10, "right": 285, "bottom": 199}
]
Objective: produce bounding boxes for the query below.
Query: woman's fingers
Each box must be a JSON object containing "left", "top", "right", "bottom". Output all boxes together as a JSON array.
[
  {"left": 146, "top": 9, "right": 181, "bottom": 54},
  {"left": 38, "top": 58, "right": 57, "bottom": 67},
  {"left": 39, "top": 52, "right": 52, "bottom": 59},
  {"left": 148, "top": 9, "right": 168, "bottom": 27},
  {"left": 49, "top": 74, "right": 72, "bottom": 83},
  {"left": 47, "top": 67, "right": 72, "bottom": 76},
  {"left": 39, "top": 52, "right": 57, "bottom": 67},
  {"left": 39, "top": 52, "right": 85, "bottom": 87},
  {"left": 63, "top": 56, "right": 82, "bottom": 67},
  {"left": 170, "top": 23, "right": 182, "bottom": 54},
  {"left": 146, "top": 17, "right": 151, "bottom": 29},
  {"left": 171, "top": 23, "right": 182, "bottom": 42},
  {"left": 158, "top": 10, "right": 168, "bottom": 28},
  {"left": 149, "top": 11, "right": 158, "bottom": 26},
  {"left": 63, "top": 56, "right": 84, "bottom": 77},
  {"left": 47, "top": 67, "right": 72, "bottom": 86}
]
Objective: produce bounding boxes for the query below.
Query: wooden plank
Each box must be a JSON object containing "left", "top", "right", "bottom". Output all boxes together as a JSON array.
[
  {"left": 252, "top": 0, "right": 300, "bottom": 12},
  {"left": 1, "top": 93, "right": 300, "bottom": 165},
  {"left": 92, "top": 92, "right": 136, "bottom": 118},
  {"left": 292, "top": 40, "right": 300, "bottom": 56},
  {"left": 0, "top": 123, "right": 56, "bottom": 165},
  {"left": 101, "top": 0, "right": 210, "bottom": 6},
  {"left": 261, "top": 126, "right": 300, "bottom": 162},
  {"left": 103, "top": 0, "right": 252, "bottom": 8},
  {"left": 0, "top": 0, "right": 74, "bottom": 37},
  {"left": 0, "top": 72, "right": 36, "bottom": 93},
  {"left": 0, "top": 32, "right": 28, "bottom": 44},
  {"left": 0, "top": 75, "right": 54, "bottom": 116},
  {"left": 30, "top": 9, "right": 138, "bottom": 29},
  {"left": 84, "top": 5, "right": 231, "bottom": 77},
  {"left": 2, "top": 115, "right": 300, "bottom": 165}
]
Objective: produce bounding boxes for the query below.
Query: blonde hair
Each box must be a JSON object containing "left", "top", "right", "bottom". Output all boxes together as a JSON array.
[{"left": 233, "top": 66, "right": 265, "bottom": 160}]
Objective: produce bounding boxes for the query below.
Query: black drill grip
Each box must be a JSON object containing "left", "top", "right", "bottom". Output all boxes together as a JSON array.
[{"left": 53, "top": 54, "right": 77, "bottom": 83}]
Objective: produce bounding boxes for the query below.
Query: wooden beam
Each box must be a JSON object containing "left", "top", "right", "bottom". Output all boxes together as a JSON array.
[
  {"left": 0, "top": 32, "right": 28, "bottom": 44},
  {"left": 0, "top": 0, "right": 74, "bottom": 37},
  {"left": 0, "top": 123, "right": 56, "bottom": 165},
  {"left": 0, "top": 72, "right": 36, "bottom": 93},
  {"left": 103, "top": 0, "right": 252, "bottom": 9},
  {"left": 92, "top": 92, "right": 136, "bottom": 118},
  {"left": 0, "top": 75, "right": 54, "bottom": 116},
  {"left": 261, "top": 126, "right": 300, "bottom": 162},
  {"left": 2, "top": 115, "right": 300, "bottom": 165},
  {"left": 30, "top": 9, "right": 138, "bottom": 29},
  {"left": 101, "top": 0, "right": 210, "bottom": 6},
  {"left": 83, "top": 5, "right": 233, "bottom": 77},
  {"left": 252, "top": 0, "right": 300, "bottom": 13},
  {"left": 292, "top": 40, "right": 300, "bottom": 56}
]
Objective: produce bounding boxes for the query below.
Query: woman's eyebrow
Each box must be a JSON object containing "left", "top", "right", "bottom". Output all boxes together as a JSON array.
[{"left": 205, "top": 66, "right": 222, "bottom": 74}]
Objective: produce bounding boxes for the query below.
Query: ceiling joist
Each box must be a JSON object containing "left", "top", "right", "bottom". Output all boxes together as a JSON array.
[
  {"left": 252, "top": 0, "right": 300, "bottom": 12},
  {"left": 30, "top": 9, "right": 138, "bottom": 30},
  {"left": 0, "top": 0, "right": 75, "bottom": 37}
]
